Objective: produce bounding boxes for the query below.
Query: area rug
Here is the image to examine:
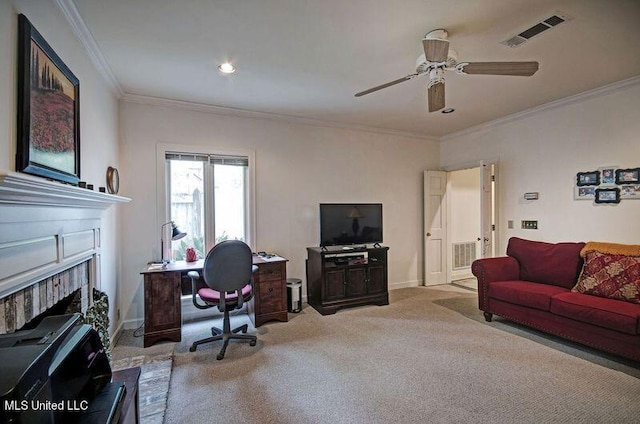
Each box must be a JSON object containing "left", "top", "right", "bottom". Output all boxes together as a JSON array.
[
  {"left": 111, "top": 353, "right": 173, "bottom": 424},
  {"left": 164, "top": 286, "right": 639, "bottom": 424}
]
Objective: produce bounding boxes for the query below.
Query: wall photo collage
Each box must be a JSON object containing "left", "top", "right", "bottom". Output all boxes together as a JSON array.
[{"left": 575, "top": 166, "right": 640, "bottom": 204}]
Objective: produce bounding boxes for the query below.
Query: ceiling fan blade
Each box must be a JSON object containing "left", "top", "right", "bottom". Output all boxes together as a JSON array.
[
  {"left": 423, "top": 38, "right": 450, "bottom": 62},
  {"left": 355, "top": 74, "right": 418, "bottom": 97},
  {"left": 428, "top": 81, "right": 445, "bottom": 112},
  {"left": 459, "top": 61, "right": 539, "bottom": 76}
]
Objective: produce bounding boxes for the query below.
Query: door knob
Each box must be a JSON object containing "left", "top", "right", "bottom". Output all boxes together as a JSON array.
[{"left": 426, "top": 232, "right": 431, "bottom": 237}]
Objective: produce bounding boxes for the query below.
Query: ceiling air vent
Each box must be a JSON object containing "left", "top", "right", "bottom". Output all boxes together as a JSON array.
[{"left": 501, "top": 11, "right": 573, "bottom": 48}]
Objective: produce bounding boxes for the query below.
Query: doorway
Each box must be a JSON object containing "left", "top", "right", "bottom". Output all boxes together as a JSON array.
[{"left": 424, "top": 162, "right": 497, "bottom": 288}]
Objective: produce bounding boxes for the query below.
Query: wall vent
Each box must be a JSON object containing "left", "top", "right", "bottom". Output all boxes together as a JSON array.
[
  {"left": 501, "top": 11, "right": 573, "bottom": 48},
  {"left": 453, "top": 242, "right": 477, "bottom": 270}
]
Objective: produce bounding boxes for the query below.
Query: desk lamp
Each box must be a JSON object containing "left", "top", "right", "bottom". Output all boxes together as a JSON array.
[{"left": 161, "top": 221, "right": 187, "bottom": 263}]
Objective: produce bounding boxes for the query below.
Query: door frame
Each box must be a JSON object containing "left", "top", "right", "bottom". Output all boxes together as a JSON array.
[{"left": 438, "top": 158, "right": 499, "bottom": 285}]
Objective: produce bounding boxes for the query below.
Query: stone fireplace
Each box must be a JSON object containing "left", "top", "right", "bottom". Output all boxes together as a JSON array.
[{"left": 0, "top": 171, "right": 129, "bottom": 336}]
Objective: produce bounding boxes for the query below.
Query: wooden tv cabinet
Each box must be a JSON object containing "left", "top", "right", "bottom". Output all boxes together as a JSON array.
[{"left": 306, "top": 246, "right": 389, "bottom": 315}]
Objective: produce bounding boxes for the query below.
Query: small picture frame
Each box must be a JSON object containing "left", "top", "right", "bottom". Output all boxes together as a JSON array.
[
  {"left": 594, "top": 187, "right": 620, "bottom": 204},
  {"left": 574, "top": 186, "right": 596, "bottom": 200},
  {"left": 620, "top": 184, "right": 640, "bottom": 199},
  {"left": 615, "top": 168, "right": 640, "bottom": 185},
  {"left": 599, "top": 167, "right": 617, "bottom": 185},
  {"left": 576, "top": 171, "right": 600, "bottom": 187}
]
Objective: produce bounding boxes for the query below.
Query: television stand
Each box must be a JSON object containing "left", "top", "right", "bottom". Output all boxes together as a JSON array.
[{"left": 306, "top": 245, "right": 389, "bottom": 315}]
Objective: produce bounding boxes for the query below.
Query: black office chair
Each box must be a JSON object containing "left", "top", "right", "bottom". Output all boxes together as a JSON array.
[{"left": 188, "top": 240, "right": 257, "bottom": 360}]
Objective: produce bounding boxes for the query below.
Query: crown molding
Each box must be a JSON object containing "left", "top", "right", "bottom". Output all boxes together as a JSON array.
[
  {"left": 121, "top": 93, "right": 440, "bottom": 142},
  {"left": 55, "top": 0, "right": 124, "bottom": 97},
  {"left": 441, "top": 75, "right": 640, "bottom": 141}
]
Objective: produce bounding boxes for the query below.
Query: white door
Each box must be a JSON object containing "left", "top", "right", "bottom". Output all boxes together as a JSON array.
[
  {"left": 480, "top": 162, "right": 496, "bottom": 258},
  {"left": 424, "top": 171, "right": 447, "bottom": 285}
]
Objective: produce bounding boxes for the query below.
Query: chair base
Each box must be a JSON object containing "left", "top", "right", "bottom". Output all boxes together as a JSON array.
[{"left": 190, "top": 312, "right": 257, "bottom": 360}]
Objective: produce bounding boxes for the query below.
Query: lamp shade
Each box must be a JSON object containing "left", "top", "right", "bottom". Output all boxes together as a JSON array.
[
  {"left": 171, "top": 224, "right": 187, "bottom": 241},
  {"left": 348, "top": 207, "right": 363, "bottom": 218}
]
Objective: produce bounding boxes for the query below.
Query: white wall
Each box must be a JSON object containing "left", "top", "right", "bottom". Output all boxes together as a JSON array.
[
  {"left": 441, "top": 81, "right": 640, "bottom": 254},
  {"left": 448, "top": 167, "right": 481, "bottom": 280},
  {"left": 118, "top": 100, "right": 439, "bottom": 325},
  {"left": 449, "top": 168, "right": 481, "bottom": 244},
  {"left": 0, "top": 1, "right": 121, "bottom": 333}
]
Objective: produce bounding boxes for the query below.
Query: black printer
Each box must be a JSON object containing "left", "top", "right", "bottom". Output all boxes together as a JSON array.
[{"left": 0, "top": 314, "right": 124, "bottom": 424}]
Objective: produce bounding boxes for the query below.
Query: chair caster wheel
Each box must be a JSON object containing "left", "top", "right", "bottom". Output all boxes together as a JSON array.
[
  {"left": 216, "top": 353, "right": 224, "bottom": 360},
  {"left": 249, "top": 340, "right": 256, "bottom": 346},
  {"left": 189, "top": 345, "right": 197, "bottom": 352}
]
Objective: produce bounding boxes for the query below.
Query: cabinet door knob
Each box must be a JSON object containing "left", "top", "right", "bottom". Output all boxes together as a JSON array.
[
  {"left": 269, "top": 287, "right": 273, "bottom": 292},
  {"left": 426, "top": 232, "right": 431, "bottom": 237}
]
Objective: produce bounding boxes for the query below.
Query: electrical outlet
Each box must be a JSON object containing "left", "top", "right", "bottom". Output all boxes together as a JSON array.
[
  {"left": 508, "top": 220, "right": 514, "bottom": 229},
  {"left": 521, "top": 220, "right": 538, "bottom": 229}
]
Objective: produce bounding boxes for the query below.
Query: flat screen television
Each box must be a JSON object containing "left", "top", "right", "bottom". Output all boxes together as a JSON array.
[{"left": 319, "top": 203, "right": 382, "bottom": 247}]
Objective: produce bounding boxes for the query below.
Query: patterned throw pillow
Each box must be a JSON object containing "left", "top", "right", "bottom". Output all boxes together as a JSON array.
[{"left": 572, "top": 250, "right": 640, "bottom": 304}]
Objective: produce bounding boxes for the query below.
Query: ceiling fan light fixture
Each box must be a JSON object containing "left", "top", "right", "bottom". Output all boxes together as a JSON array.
[{"left": 218, "top": 62, "right": 236, "bottom": 74}]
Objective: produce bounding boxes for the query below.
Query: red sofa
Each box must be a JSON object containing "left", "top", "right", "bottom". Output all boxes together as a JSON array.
[{"left": 472, "top": 237, "right": 640, "bottom": 362}]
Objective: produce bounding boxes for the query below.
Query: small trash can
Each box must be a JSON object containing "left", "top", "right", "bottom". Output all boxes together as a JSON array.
[{"left": 286, "top": 278, "right": 302, "bottom": 313}]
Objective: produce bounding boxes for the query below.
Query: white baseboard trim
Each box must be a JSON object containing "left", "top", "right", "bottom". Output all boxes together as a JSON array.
[{"left": 389, "top": 280, "right": 421, "bottom": 290}]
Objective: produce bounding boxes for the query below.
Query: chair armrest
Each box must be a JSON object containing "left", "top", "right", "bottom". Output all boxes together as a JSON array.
[
  {"left": 472, "top": 256, "right": 520, "bottom": 311},
  {"left": 188, "top": 271, "right": 211, "bottom": 310}
]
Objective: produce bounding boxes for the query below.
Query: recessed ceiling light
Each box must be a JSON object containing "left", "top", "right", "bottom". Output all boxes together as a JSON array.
[
  {"left": 442, "top": 108, "right": 455, "bottom": 114},
  {"left": 218, "top": 62, "right": 236, "bottom": 74}
]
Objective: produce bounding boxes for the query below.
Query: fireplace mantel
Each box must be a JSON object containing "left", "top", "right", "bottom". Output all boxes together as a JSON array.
[
  {"left": 0, "top": 170, "right": 130, "bottom": 208},
  {"left": 0, "top": 170, "right": 130, "bottom": 303}
]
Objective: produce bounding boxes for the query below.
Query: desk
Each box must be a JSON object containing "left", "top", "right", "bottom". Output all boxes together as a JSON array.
[{"left": 140, "top": 255, "right": 288, "bottom": 347}]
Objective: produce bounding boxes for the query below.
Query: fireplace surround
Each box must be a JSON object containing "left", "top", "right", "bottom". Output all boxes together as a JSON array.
[{"left": 0, "top": 170, "right": 129, "bottom": 336}]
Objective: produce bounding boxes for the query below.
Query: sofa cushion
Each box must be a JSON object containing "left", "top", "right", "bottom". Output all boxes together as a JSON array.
[
  {"left": 488, "top": 280, "right": 569, "bottom": 311},
  {"left": 506, "top": 237, "right": 585, "bottom": 289},
  {"left": 572, "top": 242, "right": 640, "bottom": 304},
  {"left": 551, "top": 292, "right": 640, "bottom": 335}
]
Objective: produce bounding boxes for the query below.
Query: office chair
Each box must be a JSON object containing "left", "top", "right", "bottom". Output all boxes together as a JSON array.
[{"left": 188, "top": 240, "right": 257, "bottom": 360}]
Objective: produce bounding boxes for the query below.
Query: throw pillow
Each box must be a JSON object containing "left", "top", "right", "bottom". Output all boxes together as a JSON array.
[{"left": 572, "top": 243, "right": 640, "bottom": 304}]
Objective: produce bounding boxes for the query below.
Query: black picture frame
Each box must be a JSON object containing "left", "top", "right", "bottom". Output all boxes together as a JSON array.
[
  {"left": 17, "top": 14, "right": 80, "bottom": 185},
  {"left": 615, "top": 168, "right": 640, "bottom": 185},
  {"left": 594, "top": 187, "right": 620, "bottom": 204},
  {"left": 576, "top": 171, "right": 600, "bottom": 187}
]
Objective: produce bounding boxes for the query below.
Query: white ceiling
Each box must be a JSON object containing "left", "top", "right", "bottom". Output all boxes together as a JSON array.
[{"left": 71, "top": 0, "right": 640, "bottom": 138}]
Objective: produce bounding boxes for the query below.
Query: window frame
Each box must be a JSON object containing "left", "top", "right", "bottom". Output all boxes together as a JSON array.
[{"left": 156, "top": 143, "right": 256, "bottom": 257}]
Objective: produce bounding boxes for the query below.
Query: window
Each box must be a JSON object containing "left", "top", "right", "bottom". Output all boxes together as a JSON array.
[{"left": 165, "top": 151, "right": 252, "bottom": 261}]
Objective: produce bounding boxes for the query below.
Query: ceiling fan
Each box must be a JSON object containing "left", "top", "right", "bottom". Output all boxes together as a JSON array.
[{"left": 354, "top": 29, "right": 539, "bottom": 112}]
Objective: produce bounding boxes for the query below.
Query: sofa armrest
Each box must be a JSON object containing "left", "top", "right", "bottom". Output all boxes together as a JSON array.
[{"left": 471, "top": 256, "right": 520, "bottom": 311}]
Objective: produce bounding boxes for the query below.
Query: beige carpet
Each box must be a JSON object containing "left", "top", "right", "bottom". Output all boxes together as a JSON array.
[{"left": 164, "top": 286, "right": 640, "bottom": 424}]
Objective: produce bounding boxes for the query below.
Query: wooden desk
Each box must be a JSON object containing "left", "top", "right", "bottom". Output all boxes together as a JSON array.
[
  {"left": 140, "top": 255, "right": 287, "bottom": 347},
  {"left": 112, "top": 367, "right": 141, "bottom": 424}
]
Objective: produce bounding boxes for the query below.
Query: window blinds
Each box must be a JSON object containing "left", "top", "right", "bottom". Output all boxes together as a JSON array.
[{"left": 165, "top": 152, "right": 248, "bottom": 166}]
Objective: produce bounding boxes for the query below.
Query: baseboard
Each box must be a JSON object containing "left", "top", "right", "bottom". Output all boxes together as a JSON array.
[{"left": 389, "top": 280, "right": 421, "bottom": 290}]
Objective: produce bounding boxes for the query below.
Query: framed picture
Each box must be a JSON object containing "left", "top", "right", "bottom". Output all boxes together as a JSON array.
[
  {"left": 594, "top": 187, "right": 620, "bottom": 204},
  {"left": 574, "top": 186, "right": 595, "bottom": 200},
  {"left": 599, "top": 166, "right": 617, "bottom": 185},
  {"left": 615, "top": 168, "right": 640, "bottom": 185},
  {"left": 16, "top": 14, "right": 80, "bottom": 185},
  {"left": 576, "top": 171, "right": 600, "bottom": 187},
  {"left": 620, "top": 184, "right": 640, "bottom": 199}
]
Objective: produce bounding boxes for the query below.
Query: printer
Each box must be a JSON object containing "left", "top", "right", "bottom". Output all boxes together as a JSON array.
[{"left": 0, "top": 314, "right": 124, "bottom": 424}]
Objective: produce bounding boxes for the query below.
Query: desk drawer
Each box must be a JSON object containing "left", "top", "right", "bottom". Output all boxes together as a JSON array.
[
  {"left": 257, "top": 263, "right": 283, "bottom": 281},
  {"left": 257, "top": 279, "right": 285, "bottom": 312}
]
